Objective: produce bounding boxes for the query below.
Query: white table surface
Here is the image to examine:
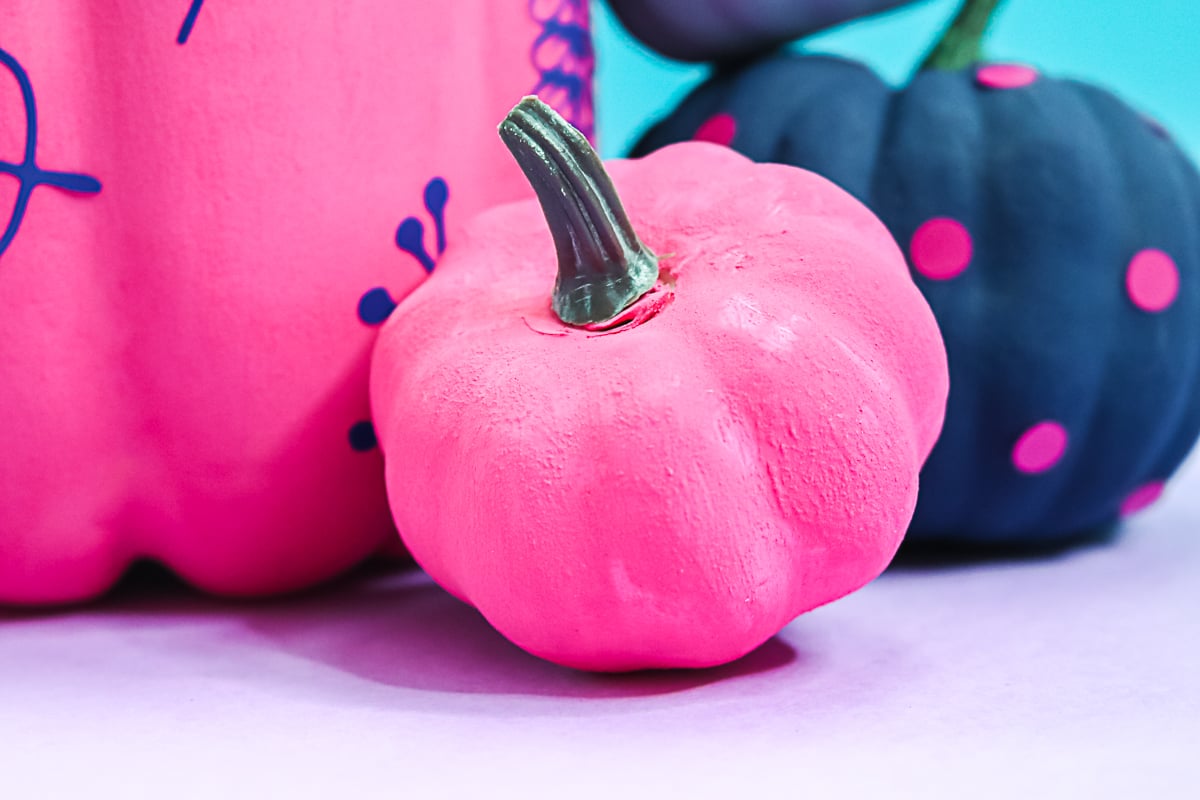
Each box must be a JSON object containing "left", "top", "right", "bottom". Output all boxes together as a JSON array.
[{"left": 3, "top": 457, "right": 1198, "bottom": 799}]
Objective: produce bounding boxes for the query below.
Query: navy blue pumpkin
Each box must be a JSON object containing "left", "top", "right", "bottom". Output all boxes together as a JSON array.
[{"left": 633, "top": 51, "right": 1200, "bottom": 544}]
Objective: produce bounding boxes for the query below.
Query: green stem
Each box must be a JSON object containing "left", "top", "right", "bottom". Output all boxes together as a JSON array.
[
  {"left": 921, "top": 0, "right": 1005, "bottom": 71},
  {"left": 498, "top": 97, "right": 659, "bottom": 327}
]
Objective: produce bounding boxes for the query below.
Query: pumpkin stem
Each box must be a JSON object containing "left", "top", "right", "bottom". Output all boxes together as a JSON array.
[
  {"left": 499, "top": 96, "right": 659, "bottom": 327},
  {"left": 921, "top": 0, "right": 1005, "bottom": 72}
]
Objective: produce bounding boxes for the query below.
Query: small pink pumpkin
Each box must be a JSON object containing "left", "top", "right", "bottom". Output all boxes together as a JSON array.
[
  {"left": 370, "top": 99, "right": 948, "bottom": 671},
  {"left": 0, "top": 1, "right": 592, "bottom": 604}
]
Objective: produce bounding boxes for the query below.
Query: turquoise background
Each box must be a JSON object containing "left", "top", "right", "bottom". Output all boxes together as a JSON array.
[{"left": 592, "top": 0, "right": 1200, "bottom": 160}]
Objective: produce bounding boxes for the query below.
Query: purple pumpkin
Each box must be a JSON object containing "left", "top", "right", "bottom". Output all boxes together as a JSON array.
[
  {"left": 604, "top": 0, "right": 917, "bottom": 61},
  {"left": 633, "top": 1, "right": 1200, "bottom": 544}
]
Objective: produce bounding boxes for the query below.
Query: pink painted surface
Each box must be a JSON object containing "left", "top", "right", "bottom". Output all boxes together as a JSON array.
[
  {"left": 0, "top": 1, "right": 593, "bottom": 604},
  {"left": 692, "top": 113, "right": 737, "bottom": 146},
  {"left": 1126, "top": 248, "right": 1179, "bottom": 312},
  {"left": 975, "top": 63, "right": 1040, "bottom": 89},
  {"left": 1121, "top": 481, "right": 1165, "bottom": 516},
  {"left": 2, "top": 454, "right": 1198, "bottom": 798},
  {"left": 909, "top": 217, "right": 973, "bottom": 280},
  {"left": 1012, "top": 421, "right": 1069, "bottom": 474},
  {"left": 371, "top": 143, "right": 949, "bottom": 671}
]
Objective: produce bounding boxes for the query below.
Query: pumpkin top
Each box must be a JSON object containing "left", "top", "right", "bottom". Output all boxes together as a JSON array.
[
  {"left": 385, "top": 137, "right": 945, "bottom": 464},
  {"left": 498, "top": 97, "right": 659, "bottom": 326}
]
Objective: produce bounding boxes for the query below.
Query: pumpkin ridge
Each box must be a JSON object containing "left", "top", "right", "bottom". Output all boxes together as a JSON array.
[
  {"left": 1058, "top": 82, "right": 1164, "bottom": 527},
  {"left": 867, "top": 70, "right": 988, "bottom": 532},
  {"left": 1068, "top": 82, "right": 1200, "bottom": 516},
  {"left": 1151, "top": 131, "right": 1200, "bottom": 480},
  {"left": 974, "top": 76, "right": 1094, "bottom": 533}
]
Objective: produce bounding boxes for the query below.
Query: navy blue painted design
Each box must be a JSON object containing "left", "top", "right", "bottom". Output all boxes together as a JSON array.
[
  {"left": 635, "top": 54, "right": 1200, "bottom": 544},
  {"left": 528, "top": 0, "right": 594, "bottom": 140},
  {"left": 356, "top": 177, "right": 449, "bottom": 327},
  {"left": 395, "top": 176, "right": 449, "bottom": 274},
  {"left": 395, "top": 218, "right": 436, "bottom": 274},
  {"left": 357, "top": 287, "right": 398, "bottom": 326},
  {"left": 0, "top": 47, "right": 102, "bottom": 260},
  {"left": 348, "top": 420, "right": 379, "bottom": 452},
  {"left": 423, "top": 177, "right": 449, "bottom": 256},
  {"left": 177, "top": 0, "right": 206, "bottom": 45}
]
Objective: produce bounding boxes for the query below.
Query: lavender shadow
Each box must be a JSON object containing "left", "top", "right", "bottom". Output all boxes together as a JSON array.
[
  {"left": 243, "top": 569, "right": 799, "bottom": 698},
  {"left": 86, "top": 562, "right": 799, "bottom": 700}
]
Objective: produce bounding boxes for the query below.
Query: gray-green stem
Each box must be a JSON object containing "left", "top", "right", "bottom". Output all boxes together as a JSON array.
[
  {"left": 498, "top": 97, "right": 659, "bottom": 327},
  {"left": 921, "top": 0, "right": 1005, "bottom": 71}
]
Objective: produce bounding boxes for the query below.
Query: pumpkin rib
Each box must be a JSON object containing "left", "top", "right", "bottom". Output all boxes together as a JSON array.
[
  {"left": 867, "top": 69, "right": 991, "bottom": 533},
  {"left": 787, "top": 56, "right": 893, "bottom": 203},
  {"left": 972, "top": 76, "right": 1117, "bottom": 536},
  {"left": 951, "top": 69, "right": 1019, "bottom": 535},
  {"left": 1057, "top": 82, "right": 1181, "bottom": 529},
  {"left": 1069, "top": 83, "right": 1200, "bottom": 514},
  {"left": 1151, "top": 137, "right": 1200, "bottom": 484}
]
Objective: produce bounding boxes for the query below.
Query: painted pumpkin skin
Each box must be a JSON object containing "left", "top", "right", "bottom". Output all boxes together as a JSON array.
[
  {"left": 604, "top": 0, "right": 917, "bottom": 62},
  {"left": 371, "top": 102, "right": 948, "bottom": 671},
  {"left": 635, "top": 53, "right": 1200, "bottom": 543},
  {"left": 0, "top": 1, "right": 593, "bottom": 604}
]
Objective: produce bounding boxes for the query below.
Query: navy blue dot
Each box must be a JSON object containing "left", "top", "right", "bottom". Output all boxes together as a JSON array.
[
  {"left": 358, "top": 287, "right": 397, "bottom": 325},
  {"left": 348, "top": 421, "right": 378, "bottom": 452},
  {"left": 395, "top": 217, "right": 436, "bottom": 273}
]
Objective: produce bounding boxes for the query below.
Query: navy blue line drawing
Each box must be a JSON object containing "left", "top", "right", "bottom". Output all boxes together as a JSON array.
[
  {"left": 357, "top": 176, "right": 450, "bottom": 327},
  {"left": 529, "top": 0, "right": 594, "bottom": 140},
  {"left": 177, "top": 0, "right": 206, "bottom": 45},
  {"left": 0, "top": 47, "right": 102, "bottom": 260}
]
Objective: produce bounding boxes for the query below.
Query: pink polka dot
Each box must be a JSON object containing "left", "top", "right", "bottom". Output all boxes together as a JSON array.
[
  {"left": 910, "top": 218, "right": 973, "bottom": 280},
  {"left": 1012, "top": 421, "right": 1068, "bottom": 474},
  {"left": 975, "top": 63, "right": 1040, "bottom": 89},
  {"left": 1126, "top": 249, "right": 1179, "bottom": 312},
  {"left": 693, "top": 113, "right": 737, "bottom": 147},
  {"left": 1120, "top": 481, "right": 1165, "bottom": 516}
]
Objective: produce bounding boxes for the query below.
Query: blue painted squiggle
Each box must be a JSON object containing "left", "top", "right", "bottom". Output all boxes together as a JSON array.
[
  {"left": 528, "top": 0, "right": 594, "bottom": 140},
  {"left": 177, "top": 0, "right": 206, "bottom": 45},
  {"left": 0, "top": 47, "right": 102, "bottom": 260},
  {"left": 356, "top": 176, "right": 450, "bottom": 327},
  {"left": 394, "top": 176, "right": 449, "bottom": 275}
]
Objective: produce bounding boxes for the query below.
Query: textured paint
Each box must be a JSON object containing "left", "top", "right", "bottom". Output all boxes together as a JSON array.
[
  {"left": 371, "top": 143, "right": 948, "bottom": 671},
  {"left": 634, "top": 53, "right": 1200, "bottom": 544},
  {"left": 0, "top": 1, "right": 593, "bottom": 605}
]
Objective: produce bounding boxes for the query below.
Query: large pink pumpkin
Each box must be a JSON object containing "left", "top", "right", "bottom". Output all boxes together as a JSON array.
[{"left": 0, "top": 0, "right": 593, "bottom": 604}]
